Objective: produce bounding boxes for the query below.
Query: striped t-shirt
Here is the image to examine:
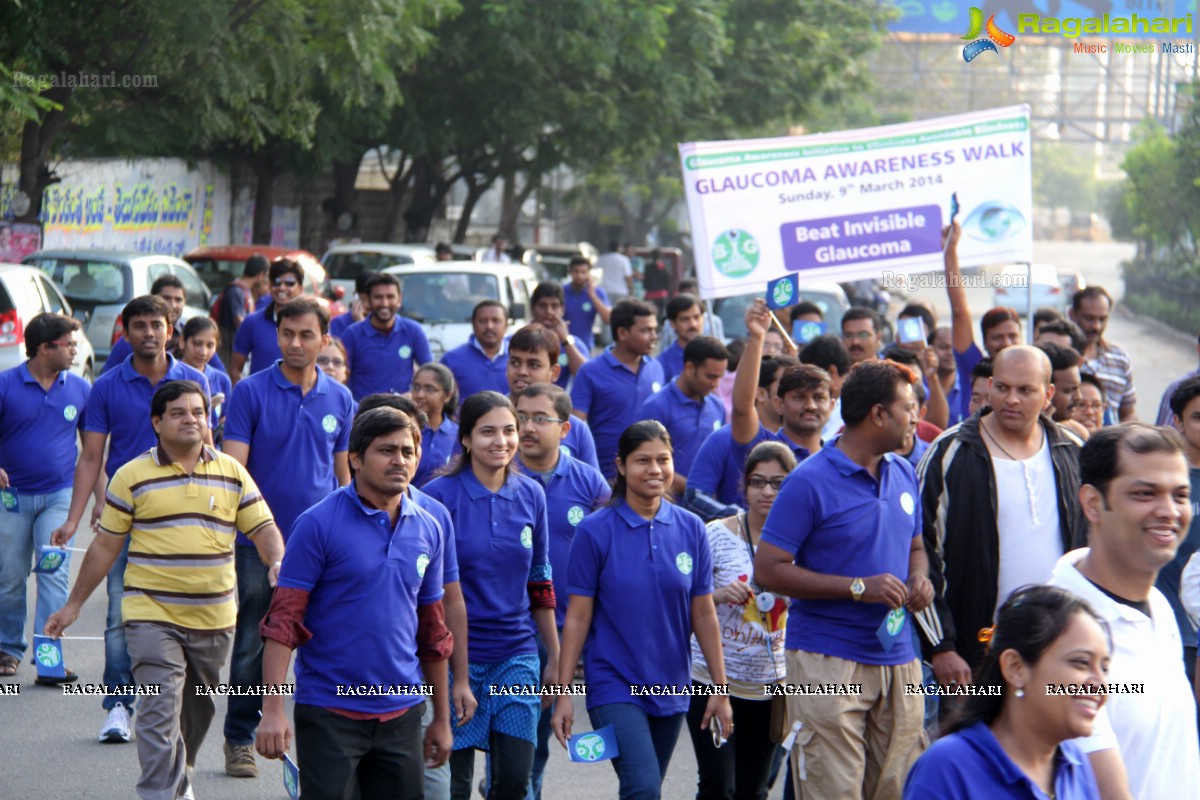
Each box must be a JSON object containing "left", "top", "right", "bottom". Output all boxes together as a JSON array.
[{"left": 99, "top": 445, "right": 274, "bottom": 631}]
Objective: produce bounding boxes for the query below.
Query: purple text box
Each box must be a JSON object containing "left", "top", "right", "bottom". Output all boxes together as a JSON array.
[{"left": 780, "top": 205, "right": 943, "bottom": 273}]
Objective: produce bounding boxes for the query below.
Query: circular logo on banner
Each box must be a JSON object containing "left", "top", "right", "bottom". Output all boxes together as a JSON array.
[
  {"left": 574, "top": 733, "right": 606, "bottom": 761},
  {"left": 322, "top": 414, "right": 337, "bottom": 433},
  {"left": 899, "top": 492, "right": 915, "bottom": 516},
  {"left": 582, "top": 302, "right": 593, "bottom": 312},
  {"left": 676, "top": 552, "right": 694, "bottom": 575},
  {"left": 712, "top": 229, "right": 760, "bottom": 278},
  {"left": 35, "top": 642, "right": 61, "bottom": 668},
  {"left": 567, "top": 506, "right": 585, "bottom": 526},
  {"left": 886, "top": 607, "right": 906, "bottom": 636},
  {"left": 38, "top": 551, "right": 63, "bottom": 572},
  {"left": 772, "top": 279, "right": 794, "bottom": 307},
  {"left": 63, "top": 405, "right": 78, "bottom": 421},
  {"left": 520, "top": 526, "right": 533, "bottom": 548},
  {"left": 399, "top": 345, "right": 412, "bottom": 359},
  {"left": 416, "top": 553, "right": 430, "bottom": 578},
  {"left": 651, "top": 382, "right": 662, "bottom": 393}
]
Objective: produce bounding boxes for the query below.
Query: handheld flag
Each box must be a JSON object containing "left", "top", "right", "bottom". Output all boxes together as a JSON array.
[
  {"left": 32, "top": 635, "right": 66, "bottom": 679},
  {"left": 897, "top": 317, "right": 925, "bottom": 345},
  {"left": 766, "top": 274, "right": 799, "bottom": 311},
  {"left": 876, "top": 608, "right": 908, "bottom": 652},
  {"left": 793, "top": 320, "right": 826, "bottom": 344},
  {"left": 568, "top": 725, "right": 620, "bottom": 763},
  {"left": 282, "top": 754, "right": 300, "bottom": 799},
  {"left": 32, "top": 546, "right": 69, "bottom": 575}
]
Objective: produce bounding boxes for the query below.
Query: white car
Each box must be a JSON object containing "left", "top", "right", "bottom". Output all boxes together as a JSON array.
[
  {"left": 382, "top": 261, "right": 539, "bottom": 358},
  {"left": 993, "top": 263, "right": 1065, "bottom": 314},
  {"left": 321, "top": 243, "right": 438, "bottom": 299},
  {"left": 0, "top": 264, "right": 96, "bottom": 381}
]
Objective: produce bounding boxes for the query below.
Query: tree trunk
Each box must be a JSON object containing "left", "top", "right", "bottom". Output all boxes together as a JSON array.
[
  {"left": 17, "top": 86, "right": 74, "bottom": 224},
  {"left": 252, "top": 159, "right": 277, "bottom": 245},
  {"left": 453, "top": 179, "right": 488, "bottom": 243},
  {"left": 404, "top": 155, "right": 446, "bottom": 243},
  {"left": 498, "top": 172, "right": 540, "bottom": 242},
  {"left": 331, "top": 156, "right": 361, "bottom": 224},
  {"left": 380, "top": 155, "right": 412, "bottom": 242}
]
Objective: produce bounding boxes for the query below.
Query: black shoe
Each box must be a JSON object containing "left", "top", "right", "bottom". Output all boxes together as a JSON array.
[{"left": 35, "top": 668, "right": 78, "bottom": 686}]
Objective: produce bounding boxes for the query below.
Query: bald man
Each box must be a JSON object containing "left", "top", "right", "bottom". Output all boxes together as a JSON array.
[{"left": 916, "top": 345, "right": 1089, "bottom": 687}]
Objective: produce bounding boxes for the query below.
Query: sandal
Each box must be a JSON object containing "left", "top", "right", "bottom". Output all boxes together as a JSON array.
[{"left": 0, "top": 652, "right": 17, "bottom": 677}]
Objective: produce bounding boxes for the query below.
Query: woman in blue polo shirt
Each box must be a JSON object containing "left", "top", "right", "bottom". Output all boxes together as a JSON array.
[
  {"left": 412, "top": 363, "right": 460, "bottom": 487},
  {"left": 423, "top": 391, "right": 559, "bottom": 800},
  {"left": 551, "top": 420, "right": 733, "bottom": 799},
  {"left": 904, "top": 585, "right": 1107, "bottom": 800}
]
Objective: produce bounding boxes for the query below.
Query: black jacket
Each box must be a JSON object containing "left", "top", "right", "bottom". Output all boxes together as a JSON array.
[{"left": 916, "top": 411, "right": 1088, "bottom": 668}]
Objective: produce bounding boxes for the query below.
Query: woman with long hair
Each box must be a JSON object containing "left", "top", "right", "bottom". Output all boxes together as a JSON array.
[
  {"left": 686, "top": 441, "right": 796, "bottom": 800},
  {"left": 904, "top": 585, "right": 1108, "bottom": 799},
  {"left": 412, "top": 362, "right": 460, "bottom": 487},
  {"left": 423, "top": 391, "right": 558, "bottom": 800},
  {"left": 551, "top": 420, "right": 733, "bottom": 799}
]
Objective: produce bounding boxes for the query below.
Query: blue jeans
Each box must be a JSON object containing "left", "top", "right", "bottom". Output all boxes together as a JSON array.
[
  {"left": 588, "top": 703, "right": 685, "bottom": 800},
  {"left": 223, "top": 546, "right": 272, "bottom": 745},
  {"left": 104, "top": 536, "right": 136, "bottom": 711},
  {"left": 0, "top": 488, "right": 72, "bottom": 661}
]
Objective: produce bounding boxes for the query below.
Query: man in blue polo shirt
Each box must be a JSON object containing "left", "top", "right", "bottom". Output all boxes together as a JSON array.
[
  {"left": 513, "top": 383, "right": 609, "bottom": 800},
  {"left": 219, "top": 297, "right": 355, "bottom": 778},
  {"left": 229, "top": 259, "right": 306, "bottom": 383},
  {"left": 531, "top": 282, "right": 589, "bottom": 389},
  {"left": 656, "top": 295, "right": 705, "bottom": 384},
  {"left": 755, "top": 359, "right": 932, "bottom": 800},
  {"left": 51, "top": 295, "right": 210, "bottom": 744},
  {"left": 0, "top": 314, "right": 90, "bottom": 683},
  {"left": 571, "top": 300, "right": 665, "bottom": 480},
  {"left": 562, "top": 256, "right": 610, "bottom": 354},
  {"left": 343, "top": 272, "right": 432, "bottom": 400},
  {"left": 440, "top": 300, "right": 509, "bottom": 403},
  {"left": 639, "top": 335, "right": 728, "bottom": 494},
  {"left": 103, "top": 274, "right": 226, "bottom": 375},
  {"left": 256, "top": 407, "right": 454, "bottom": 799},
  {"left": 508, "top": 324, "right": 600, "bottom": 473}
]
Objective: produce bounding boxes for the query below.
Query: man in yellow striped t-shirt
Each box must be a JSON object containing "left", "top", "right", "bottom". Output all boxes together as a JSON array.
[{"left": 47, "top": 380, "right": 284, "bottom": 800}]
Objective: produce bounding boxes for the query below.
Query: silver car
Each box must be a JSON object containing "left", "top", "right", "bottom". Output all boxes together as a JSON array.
[
  {"left": 25, "top": 250, "right": 211, "bottom": 363},
  {"left": 0, "top": 264, "right": 96, "bottom": 381}
]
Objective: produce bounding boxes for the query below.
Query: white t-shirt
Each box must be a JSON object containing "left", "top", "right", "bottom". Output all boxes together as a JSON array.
[
  {"left": 1048, "top": 549, "right": 1200, "bottom": 800},
  {"left": 821, "top": 397, "right": 844, "bottom": 441},
  {"left": 993, "top": 434, "right": 1062, "bottom": 616},
  {"left": 596, "top": 251, "right": 632, "bottom": 297}
]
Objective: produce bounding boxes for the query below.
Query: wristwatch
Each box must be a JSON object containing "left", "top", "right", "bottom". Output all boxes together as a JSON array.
[{"left": 850, "top": 578, "right": 866, "bottom": 602}]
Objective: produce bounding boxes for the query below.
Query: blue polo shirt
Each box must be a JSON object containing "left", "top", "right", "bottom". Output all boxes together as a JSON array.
[
  {"left": 410, "top": 485, "right": 460, "bottom": 583},
  {"left": 342, "top": 316, "right": 433, "bottom": 400},
  {"left": 102, "top": 323, "right": 227, "bottom": 376},
  {"left": 554, "top": 338, "right": 586, "bottom": 390},
  {"left": 656, "top": 342, "right": 686, "bottom": 384},
  {"left": 441, "top": 336, "right": 509, "bottom": 403},
  {"left": 562, "top": 283, "right": 608, "bottom": 353},
  {"left": 687, "top": 425, "right": 744, "bottom": 507},
  {"left": 761, "top": 440, "right": 921, "bottom": 666},
  {"left": 730, "top": 424, "right": 813, "bottom": 477},
  {"left": 423, "top": 468, "right": 551, "bottom": 662},
  {"left": 85, "top": 355, "right": 211, "bottom": 478},
  {"left": 278, "top": 486, "right": 445, "bottom": 714},
  {"left": 638, "top": 381, "right": 725, "bottom": 479},
  {"left": 223, "top": 362, "right": 355, "bottom": 543},
  {"left": 232, "top": 305, "right": 284, "bottom": 376},
  {"left": 904, "top": 721, "right": 1099, "bottom": 800},
  {"left": 414, "top": 418, "right": 460, "bottom": 488},
  {"left": 517, "top": 453, "right": 611, "bottom": 627},
  {"left": 567, "top": 500, "right": 712, "bottom": 715},
  {"left": 944, "top": 378, "right": 965, "bottom": 427},
  {"left": 953, "top": 342, "right": 984, "bottom": 422},
  {"left": 903, "top": 436, "right": 930, "bottom": 468},
  {"left": 0, "top": 364, "right": 90, "bottom": 493},
  {"left": 561, "top": 420, "right": 600, "bottom": 474},
  {"left": 571, "top": 348, "right": 666, "bottom": 480},
  {"left": 329, "top": 312, "right": 353, "bottom": 340},
  {"left": 203, "top": 363, "right": 233, "bottom": 433}
]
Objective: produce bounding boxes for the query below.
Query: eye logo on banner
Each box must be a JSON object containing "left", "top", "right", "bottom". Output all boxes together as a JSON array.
[
  {"left": 568, "top": 725, "right": 620, "bottom": 763},
  {"left": 961, "top": 7, "right": 1016, "bottom": 62}
]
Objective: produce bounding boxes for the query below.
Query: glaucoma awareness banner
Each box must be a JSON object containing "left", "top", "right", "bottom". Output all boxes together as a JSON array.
[{"left": 679, "top": 105, "right": 1034, "bottom": 299}]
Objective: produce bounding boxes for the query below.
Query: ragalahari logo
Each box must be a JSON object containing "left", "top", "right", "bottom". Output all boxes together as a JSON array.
[{"left": 961, "top": 7, "right": 1016, "bottom": 62}]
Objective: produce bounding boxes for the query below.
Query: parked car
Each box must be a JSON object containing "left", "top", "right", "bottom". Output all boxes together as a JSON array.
[
  {"left": 713, "top": 281, "right": 851, "bottom": 343},
  {"left": 1060, "top": 269, "right": 1086, "bottom": 307},
  {"left": 526, "top": 242, "right": 600, "bottom": 281},
  {"left": 321, "top": 243, "right": 438, "bottom": 299},
  {"left": 25, "top": 250, "right": 211, "bottom": 362},
  {"left": 183, "top": 245, "right": 343, "bottom": 315},
  {"left": 993, "top": 263, "right": 1065, "bottom": 314},
  {"left": 0, "top": 264, "right": 97, "bottom": 381},
  {"left": 381, "top": 261, "right": 538, "bottom": 359}
]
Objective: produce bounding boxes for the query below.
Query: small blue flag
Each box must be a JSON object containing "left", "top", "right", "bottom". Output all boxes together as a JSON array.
[
  {"left": 766, "top": 274, "right": 799, "bottom": 311},
  {"left": 793, "top": 320, "right": 826, "bottom": 344},
  {"left": 0, "top": 489, "right": 18, "bottom": 513},
  {"left": 282, "top": 754, "right": 300, "bottom": 799},
  {"left": 876, "top": 608, "right": 908, "bottom": 652},
  {"left": 897, "top": 317, "right": 925, "bottom": 345},
  {"left": 32, "top": 635, "right": 66, "bottom": 679},
  {"left": 32, "top": 546, "right": 68, "bottom": 575},
  {"left": 568, "top": 724, "right": 620, "bottom": 763}
]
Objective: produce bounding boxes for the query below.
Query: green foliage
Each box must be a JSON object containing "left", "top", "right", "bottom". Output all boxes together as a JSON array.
[{"left": 1031, "top": 142, "right": 1096, "bottom": 212}]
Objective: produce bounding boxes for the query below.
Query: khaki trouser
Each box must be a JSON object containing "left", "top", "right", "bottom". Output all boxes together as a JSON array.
[
  {"left": 126, "top": 621, "right": 234, "bottom": 800},
  {"left": 785, "top": 649, "right": 926, "bottom": 800}
]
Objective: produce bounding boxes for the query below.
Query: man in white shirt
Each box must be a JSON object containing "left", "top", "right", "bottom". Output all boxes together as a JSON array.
[
  {"left": 595, "top": 240, "right": 633, "bottom": 303},
  {"left": 1048, "top": 422, "right": 1200, "bottom": 800},
  {"left": 481, "top": 234, "right": 511, "bottom": 264}
]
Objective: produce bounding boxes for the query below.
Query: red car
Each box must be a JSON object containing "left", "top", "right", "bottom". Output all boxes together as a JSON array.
[{"left": 183, "top": 245, "right": 345, "bottom": 316}]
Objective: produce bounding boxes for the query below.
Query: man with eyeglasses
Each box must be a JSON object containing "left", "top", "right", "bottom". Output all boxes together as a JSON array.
[
  {"left": 513, "top": 382, "right": 609, "bottom": 800},
  {"left": 102, "top": 274, "right": 227, "bottom": 375},
  {"left": 229, "top": 259, "right": 306, "bottom": 384},
  {"left": 841, "top": 308, "right": 883, "bottom": 366},
  {"left": 0, "top": 314, "right": 91, "bottom": 685}
]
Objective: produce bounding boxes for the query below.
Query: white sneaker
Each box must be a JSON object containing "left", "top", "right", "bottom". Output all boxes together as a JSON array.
[{"left": 99, "top": 702, "right": 132, "bottom": 743}]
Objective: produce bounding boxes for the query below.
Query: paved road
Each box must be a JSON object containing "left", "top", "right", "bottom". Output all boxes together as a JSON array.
[{"left": 1, "top": 240, "right": 1190, "bottom": 799}]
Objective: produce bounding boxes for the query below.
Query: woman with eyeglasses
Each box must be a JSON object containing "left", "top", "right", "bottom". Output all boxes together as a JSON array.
[
  {"left": 686, "top": 440, "right": 796, "bottom": 800},
  {"left": 412, "top": 362, "right": 461, "bottom": 488},
  {"left": 316, "top": 337, "right": 349, "bottom": 385}
]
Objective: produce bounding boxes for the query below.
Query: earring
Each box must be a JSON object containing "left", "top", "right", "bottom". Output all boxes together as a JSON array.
[{"left": 1015, "top": 686, "right": 1025, "bottom": 698}]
